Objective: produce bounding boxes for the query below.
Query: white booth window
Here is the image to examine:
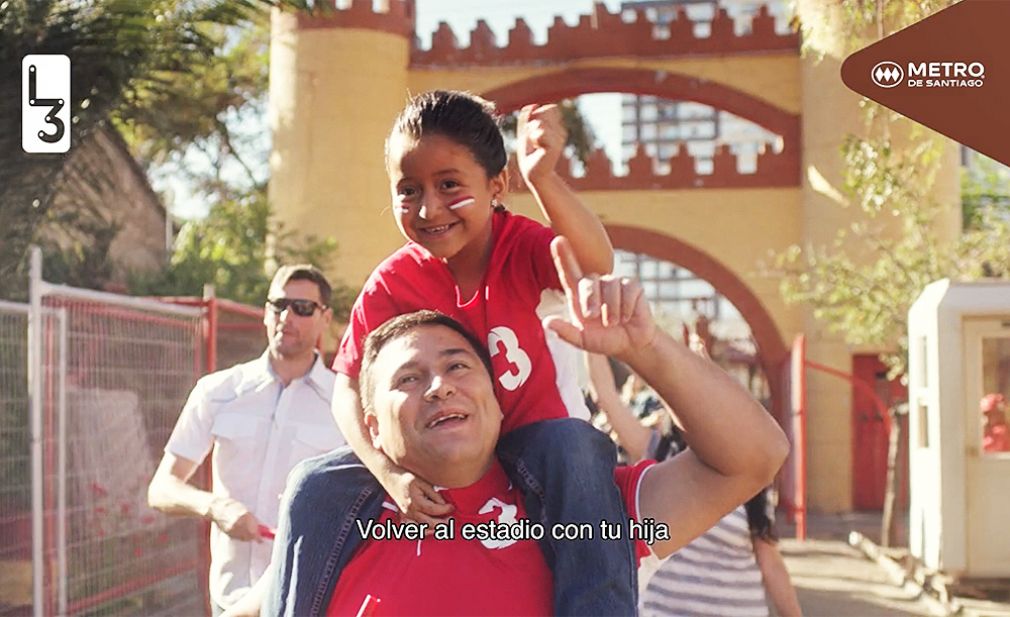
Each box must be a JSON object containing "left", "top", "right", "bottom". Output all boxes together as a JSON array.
[{"left": 980, "top": 337, "right": 1010, "bottom": 455}]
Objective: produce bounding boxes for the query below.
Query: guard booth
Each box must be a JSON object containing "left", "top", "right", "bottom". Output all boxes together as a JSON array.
[{"left": 907, "top": 279, "right": 1010, "bottom": 577}]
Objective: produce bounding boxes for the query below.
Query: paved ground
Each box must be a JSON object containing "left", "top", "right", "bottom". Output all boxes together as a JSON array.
[
  {"left": 778, "top": 512, "right": 947, "bottom": 617},
  {"left": 781, "top": 538, "right": 944, "bottom": 616}
]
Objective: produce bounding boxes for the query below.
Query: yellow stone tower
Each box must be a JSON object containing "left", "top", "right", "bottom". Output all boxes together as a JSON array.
[{"left": 268, "top": 1, "right": 413, "bottom": 285}]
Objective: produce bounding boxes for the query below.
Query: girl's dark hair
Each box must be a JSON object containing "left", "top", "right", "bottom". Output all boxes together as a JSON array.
[
  {"left": 744, "top": 488, "right": 777, "bottom": 543},
  {"left": 387, "top": 90, "right": 507, "bottom": 178}
]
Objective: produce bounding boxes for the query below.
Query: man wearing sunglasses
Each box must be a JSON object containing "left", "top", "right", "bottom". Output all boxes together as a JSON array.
[{"left": 148, "top": 264, "right": 346, "bottom": 616}]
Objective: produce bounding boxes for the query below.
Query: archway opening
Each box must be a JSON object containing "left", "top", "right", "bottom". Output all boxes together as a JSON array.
[
  {"left": 606, "top": 224, "right": 789, "bottom": 421},
  {"left": 613, "top": 248, "right": 772, "bottom": 407},
  {"left": 483, "top": 66, "right": 800, "bottom": 162}
]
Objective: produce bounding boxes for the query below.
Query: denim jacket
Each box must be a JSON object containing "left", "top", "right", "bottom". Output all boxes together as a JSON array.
[
  {"left": 261, "top": 447, "right": 383, "bottom": 617},
  {"left": 260, "top": 420, "right": 637, "bottom": 616}
]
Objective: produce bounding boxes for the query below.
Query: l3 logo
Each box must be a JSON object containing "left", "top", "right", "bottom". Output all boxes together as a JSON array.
[{"left": 22, "top": 54, "right": 71, "bottom": 154}]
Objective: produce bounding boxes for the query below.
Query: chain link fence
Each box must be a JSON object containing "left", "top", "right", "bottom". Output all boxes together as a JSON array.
[
  {"left": 42, "top": 292, "right": 205, "bottom": 617},
  {"left": 213, "top": 299, "right": 265, "bottom": 371},
  {"left": 0, "top": 249, "right": 274, "bottom": 616}
]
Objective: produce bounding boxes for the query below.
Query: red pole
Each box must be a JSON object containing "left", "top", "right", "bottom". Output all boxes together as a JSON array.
[
  {"left": 794, "top": 348, "right": 894, "bottom": 542},
  {"left": 204, "top": 285, "right": 218, "bottom": 373},
  {"left": 791, "top": 335, "right": 807, "bottom": 541}
]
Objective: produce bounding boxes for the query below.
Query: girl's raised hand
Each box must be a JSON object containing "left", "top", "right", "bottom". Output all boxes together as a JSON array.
[{"left": 517, "top": 104, "right": 567, "bottom": 185}]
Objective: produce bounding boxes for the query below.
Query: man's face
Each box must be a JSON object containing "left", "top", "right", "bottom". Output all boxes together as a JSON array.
[
  {"left": 365, "top": 325, "right": 502, "bottom": 485},
  {"left": 263, "top": 279, "right": 331, "bottom": 359}
]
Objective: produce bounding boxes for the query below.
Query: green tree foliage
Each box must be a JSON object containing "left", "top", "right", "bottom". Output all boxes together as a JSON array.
[
  {"left": 0, "top": 0, "right": 311, "bottom": 299},
  {"left": 37, "top": 211, "right": 120, "bottom": 290},
  {"left": 129, "top": 187, "right": 354, "bottom": 318},
  {"left": 774, "top": 2, "right": 1010, "bottom": 377},
  {"left": 773, "top": 124, "right": 946, "bottom": 375},
  {"left": 115, "top": 10, "right": 272, "bottom": 184},
  {"left": 962, "top": 153, "right": 1010, "bottom": 230},
  {"left": 557, "top": 99, "right": 597, "bottom": 167}
]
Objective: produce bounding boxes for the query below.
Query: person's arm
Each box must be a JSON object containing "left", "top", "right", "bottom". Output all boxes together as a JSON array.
[
  {"left": 586, "top": 353, "right": 652, "bottom": 462},
  {"left": 517, "top": 104, "right": 613, "bottom": 276},
  {"left": 753, "top": 537, "right": 803, "bottom": 617},
  {"left": 331, "top": 373, "right": 452, "bottom": 526},
  {"left": 545, "top": 236, "right": 789, "bottom": 560},
  {"left": 147, "top": 453, "right": 261, "bottom": 542},
  {"left": 625, "top": 331, "right": 787, "bottom": 559}
]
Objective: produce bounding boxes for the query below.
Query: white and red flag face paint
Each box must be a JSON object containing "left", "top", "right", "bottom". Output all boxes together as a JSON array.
[
  {"left": 447, "top": 196, "right": 475, "bottom": 210},
  {"left": 394, "top": 195, "right": 476, "bottom": 213}
]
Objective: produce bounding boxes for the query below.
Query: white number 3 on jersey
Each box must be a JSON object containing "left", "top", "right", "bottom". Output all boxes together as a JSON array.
[
  {"left": 478, "top": 497, "right": 519, "bottom": 549},
  {"left": 488, "top": 326, "right": 532, "bottom": 391}
]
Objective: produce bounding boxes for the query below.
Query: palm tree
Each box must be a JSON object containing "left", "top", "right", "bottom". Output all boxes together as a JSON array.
[{"left": 0, "top": 0, "right": 313, "bottom": 298}]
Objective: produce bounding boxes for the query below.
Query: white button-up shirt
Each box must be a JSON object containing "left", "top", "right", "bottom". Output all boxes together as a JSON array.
[{"left": 165, "top": 352, "right": 345, "bottom": 608}]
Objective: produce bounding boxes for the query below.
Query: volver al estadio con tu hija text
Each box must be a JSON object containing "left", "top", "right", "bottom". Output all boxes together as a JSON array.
[{"left": 355, "top": 517, "right": 671, "bottom": 544}]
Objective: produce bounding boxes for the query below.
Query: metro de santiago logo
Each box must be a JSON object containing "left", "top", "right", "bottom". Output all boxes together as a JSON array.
[
  {"left": 869, "top": 60, "right": 985, "bottom": 89},
  {"left": 871, "top": 61, "right": 903, "bottom": 88}
]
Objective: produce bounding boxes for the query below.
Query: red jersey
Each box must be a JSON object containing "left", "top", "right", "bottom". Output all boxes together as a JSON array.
[
  {"left": 326, "top": 460, "right": 654, "bottom": 616},
  {"left": 334, "top": 210, "right": 585, "bottom": 433}
]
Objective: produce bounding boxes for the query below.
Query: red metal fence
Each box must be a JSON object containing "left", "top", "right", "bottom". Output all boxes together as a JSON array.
[{"left": 0, "top": 253, "right": 265, "bottom": 617}]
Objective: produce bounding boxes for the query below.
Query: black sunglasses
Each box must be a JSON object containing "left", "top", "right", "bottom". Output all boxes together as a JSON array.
[{"left": 266, "top": 298, "right": 326, "bottom": 317}]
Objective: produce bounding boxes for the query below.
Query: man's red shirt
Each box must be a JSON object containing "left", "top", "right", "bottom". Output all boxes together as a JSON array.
[{"left": 326, "top": 460, "right": 654, "bottom": 616}]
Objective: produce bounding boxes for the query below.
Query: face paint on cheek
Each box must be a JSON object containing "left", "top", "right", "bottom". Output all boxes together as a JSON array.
[{"left": 447, "top": 196, "right": 475, "bottom": 211}]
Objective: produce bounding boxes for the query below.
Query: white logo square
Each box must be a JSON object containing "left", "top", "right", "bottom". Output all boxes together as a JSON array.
[{"left": 22, "top": 54, "right": 71, "bottom": 154}]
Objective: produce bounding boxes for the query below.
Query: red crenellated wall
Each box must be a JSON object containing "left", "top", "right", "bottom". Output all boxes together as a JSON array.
[
  {"left": 509, "top": 142, "right": 795, "bottom": 193},
  {"left": 412, "top": 4, "right": 797, "bottom": 67}
]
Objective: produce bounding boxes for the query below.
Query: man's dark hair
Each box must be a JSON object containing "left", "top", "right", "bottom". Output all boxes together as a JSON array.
[
  {"left": 270, "top": 264, "right": 332, "bottom": 307},
  {"left": 386, "top": 90, "right": 507, "bottom": 179},
  {"left": 359, "top": 310, "right": 493, "bottom": 412}
]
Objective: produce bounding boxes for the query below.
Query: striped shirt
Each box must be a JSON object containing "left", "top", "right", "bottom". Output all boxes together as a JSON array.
[{"left": 641, "top": 505, "right": 769, "bottom": 617}]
